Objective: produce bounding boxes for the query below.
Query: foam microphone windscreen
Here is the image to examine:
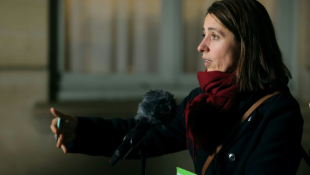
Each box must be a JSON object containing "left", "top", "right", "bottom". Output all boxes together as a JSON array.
[{"left": 135, "top": 89, "right": 177, "bottom": 126}]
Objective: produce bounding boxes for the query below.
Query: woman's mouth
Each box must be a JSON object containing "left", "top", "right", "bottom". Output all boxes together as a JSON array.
[{"left": 204, "top": 59, "right": 212, "bottom": 67}]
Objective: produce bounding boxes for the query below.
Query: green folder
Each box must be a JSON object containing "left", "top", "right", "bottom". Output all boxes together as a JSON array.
[{"left": 176, "top": 167, "right": 197, "bottom": 175}]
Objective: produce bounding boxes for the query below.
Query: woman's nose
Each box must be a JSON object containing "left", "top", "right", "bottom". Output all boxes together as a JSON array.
[{"left": 197, "top": 38, "right": 209, "bottom": 52}]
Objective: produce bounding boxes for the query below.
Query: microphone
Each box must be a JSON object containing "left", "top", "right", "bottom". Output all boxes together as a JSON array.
[{"left": 109, "top": 89, "right": 177, "bottom": 166}]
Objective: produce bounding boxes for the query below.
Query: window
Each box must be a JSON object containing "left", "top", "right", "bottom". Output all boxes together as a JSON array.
[{"left": 53, "top": 0, "right": 214, "bottom": 101}]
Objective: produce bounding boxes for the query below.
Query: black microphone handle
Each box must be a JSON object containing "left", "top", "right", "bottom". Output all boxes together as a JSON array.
[{"left": 110, "top": 117, "right": 150, "bottom": 166}]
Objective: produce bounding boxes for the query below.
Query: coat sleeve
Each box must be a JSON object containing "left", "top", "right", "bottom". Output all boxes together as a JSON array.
[
  {"left": 245, "top": 93, "right": 304, "bottom": 175},
  {"left": 67, "top": 88, "right": 202, "bottom": 158}
]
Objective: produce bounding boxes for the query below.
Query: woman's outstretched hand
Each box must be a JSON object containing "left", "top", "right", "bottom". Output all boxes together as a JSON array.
[{"left": 50, "top": 107, "right": 78, "bottom": 154}]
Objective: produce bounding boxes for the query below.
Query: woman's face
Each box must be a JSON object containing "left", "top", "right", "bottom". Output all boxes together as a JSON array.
[{"left": 197, "top": 14, "right": 240, "bottom": 72}]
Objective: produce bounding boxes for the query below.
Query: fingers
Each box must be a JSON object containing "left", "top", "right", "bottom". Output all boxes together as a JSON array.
[
  {"left": 309, "top": 103, "right": 310, "bottom": 108},
  {"left": 56, "top": 134, "right": 68, "bottom": 153},
  {"left": 61, "top": 144, "right": 68, "bottom": 154},
  {"left": 50, "top": 107, "right": 76, "bottom": 154},
  {"left": 50, "top": 117, "right": 58, "bottom": 134},
  {"left": 56, "top": 133, "right": 64, "bottom": 148},
  {"left": 50, "top": 107, "right": 68, "bottom": 120}
]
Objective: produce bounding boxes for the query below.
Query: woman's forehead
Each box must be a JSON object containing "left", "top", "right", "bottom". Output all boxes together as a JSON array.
[
  {"left": 204, "top": 14, "right": 225, "bottom": 29},
  {"left": 203, "top": 14, "right": 231, "bottom": 36}
]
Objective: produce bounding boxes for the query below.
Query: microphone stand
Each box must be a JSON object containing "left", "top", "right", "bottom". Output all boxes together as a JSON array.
[
  {"left": 139, "top": 141, "right": 147, "bottom": 175},
  {"left": 110, "top": 118, "right": 150, "bottom": 175},
  {"left": 133, "top": 124, "right": 148, "bottom": 175}
]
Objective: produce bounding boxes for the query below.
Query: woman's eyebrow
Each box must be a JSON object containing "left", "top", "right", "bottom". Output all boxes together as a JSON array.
[{"left": 203, "top": 27, "right": 225, "bottom": 36}]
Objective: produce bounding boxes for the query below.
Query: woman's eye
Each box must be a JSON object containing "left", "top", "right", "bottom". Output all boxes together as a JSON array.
[
  {"left": 202, "top": 33, "right": 206, "bottom": 38},
  {"left": 211, "top": 34, "right": 219, "bottom": 40}
]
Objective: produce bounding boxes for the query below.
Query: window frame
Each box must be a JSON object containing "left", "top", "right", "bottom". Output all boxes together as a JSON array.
[{"left": 53, "top": 0, "right": 199, "bottom": 101}]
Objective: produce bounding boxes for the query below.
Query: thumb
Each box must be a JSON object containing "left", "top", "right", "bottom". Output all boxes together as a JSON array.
[{"left": 50, "top": 107, "right": 69, "bottom": 120}]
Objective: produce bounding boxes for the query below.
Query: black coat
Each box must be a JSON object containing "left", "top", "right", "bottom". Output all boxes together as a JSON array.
[{"left": 67, "top": 87, "right": 303, "bottom": 175}]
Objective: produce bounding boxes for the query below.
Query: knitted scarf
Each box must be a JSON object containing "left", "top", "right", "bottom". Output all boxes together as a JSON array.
[{"left": 183, "top": 70, "right": 239, "bottom": 160}]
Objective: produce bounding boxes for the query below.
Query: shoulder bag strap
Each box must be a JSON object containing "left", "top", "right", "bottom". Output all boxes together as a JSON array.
[{"left": 201, "top": 91, "right": 281, "bottom": 175}]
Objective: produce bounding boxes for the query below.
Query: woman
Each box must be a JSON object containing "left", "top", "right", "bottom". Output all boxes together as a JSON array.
[{"left": 50, "top": 0, "right": 304, "bottom": 174}]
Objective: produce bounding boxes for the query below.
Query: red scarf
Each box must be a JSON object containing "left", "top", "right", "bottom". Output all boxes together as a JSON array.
[{"left": 183, "top": 70, "right": 239, "bottom": 160}]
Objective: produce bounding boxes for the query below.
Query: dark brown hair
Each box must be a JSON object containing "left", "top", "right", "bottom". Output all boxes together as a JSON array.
[{"left": 207, "top": 0, "right": 291, "bottom": 92}]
